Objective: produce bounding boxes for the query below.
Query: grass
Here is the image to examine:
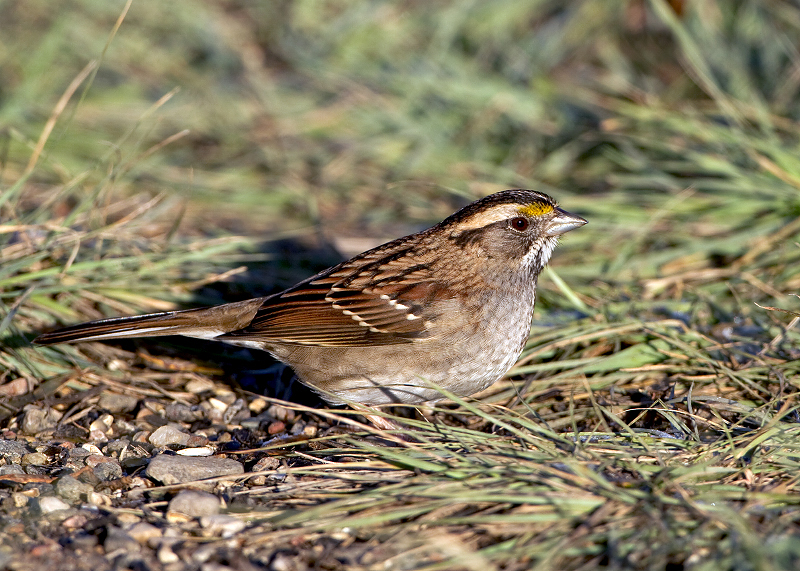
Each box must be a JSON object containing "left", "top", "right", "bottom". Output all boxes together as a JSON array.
[{"left": 2, "top": 0, "right": 800, "bottom": 569}]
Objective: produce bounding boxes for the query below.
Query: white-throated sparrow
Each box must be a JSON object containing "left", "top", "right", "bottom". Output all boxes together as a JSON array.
[{"left": 35, "top": 190, "right": 586, "bottom": 415}]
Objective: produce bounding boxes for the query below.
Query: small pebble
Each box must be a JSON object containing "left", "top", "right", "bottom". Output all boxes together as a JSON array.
[
  {"left": 61, "top": 514, "right": 88, "bottom": 530},
  {"left": 113, "top": 418, "right": 137, "bottom": 434},
  {"left": 223, "top": 398, "right": 249, "bottom": 423},
  {"left": 185, "top": 434, "right": 210, "bottom": 447},
  {"left": 67, "top": 447, "right": 91, "bottom": 463},
  {"left": 81, "top": 443, "right": 103, "bottom": 455},
  {"left": 93, "top": 461, "right": 123, "bottom": 481},
  {"left": 248, "top": 398, "right": 268, "bottom": 414},
  {"left": 145, "top": 454, "right": 244, "bottom": 485},
  {"left": 70, "top": 533, "right": 100, "bottom": 553},
  {"left": 89, "top": 414, "right": 114, "bottom": 434},
  {"left": 271, "top": 553, "right": 298, "bottom": 571},
  {"left": 203, "top": 406, "right": 224, "bottom": 424},
  {"left": 239, "top": 417, "right": 261, "bottom": 431},
  {"left": 207, "top": 398, "right": 229, "bottom": 412},
  {"left": 84, "top": 454, "right": 111, "bottom": 467},
  {"left": 88, "top": 429, "right": 108, "bottom": 442},
  {"left": 88, "top": 491, "right": 111, "bottom": 506},
  {"left": 252, "top": 456, "right": 280, "bottom": 471},
  {"left": 164, "top": 403, "right": 202, "bottom": 423},
  {"left": 55, "top": 475, "right": 94, "bottom": 504},
  {"left": 168, "top": 489, "right": 221, "bottom": 518},
  {"left": 22, "top": 452, "right": 48, "bottom": 466},
  {"left": 200, "top": 514, "right": 246, "bottom": 537},
  {"left": 176, "top": 447, "right": 214, "bottom": 457},
  {"left": 191, "top": 543, "right": 218, "bottom": 564},
  {"left": 149, "top": 425, "right": 191, "bottom": 447},
  {"left": 98, "top": 393, "right": 140, "bottom": 413},
  {"left": 157, "top": 544, "right": 180, "bottom": 564},
  {"left": 12, "top": 493, "right": 28, "bottom": 508},
  {"left": 127, "top": 521, "right": 162, "bottom": 545},
  {"left": 213, "top": 391, "right": 237, "bottom": 406},
  {"left": 0, "top": 378, "right": 30, "bottom": 398},
  {"left": 21, "top": 405, "right": 62, "bottom": 435},
  {"left": 164, "top": 511, "right": 191, "bottom": 524},
  {"left": 0, "top": 440, "right": 31, "bottom": 462},
  {"left": 267, "top": 421, "right": 285, "bottom": 435},
  {"left": 116, "top": 512, "right": 141, "bottom": 526},
  {"left": 105, "top": 439, "right": 130, "bottom": 456},
  {"left": 0, "top": 465, "right": 24, "bottom": 476},
  {"left": 185, "top": 378, "right": 215, "bottom": 394},
  {"left": 103, "top": 526, "right": 140, "bottom": 554},
  {"left": 267, "top": 404, "right": 295, "bottom": 423},
  {"left": 34, "top": 496, "right": 70, "bottom": 514}
]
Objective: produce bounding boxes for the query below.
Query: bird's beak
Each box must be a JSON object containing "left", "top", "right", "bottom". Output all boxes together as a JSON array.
[{"left": 545, "top": 208, "right": 587, "bottom": 237}]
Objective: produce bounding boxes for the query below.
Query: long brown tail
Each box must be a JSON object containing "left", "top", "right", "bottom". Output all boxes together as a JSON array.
[{"left": 33, "top": 298, "right": 266, "bottom": 345}]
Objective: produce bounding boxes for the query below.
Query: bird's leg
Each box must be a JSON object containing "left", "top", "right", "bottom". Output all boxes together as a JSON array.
[
  {"left": 348, "top": 403, "right": 403, "bottom": 431},
  {"left": 362, "top": 412, "right": 402, "bottom": 431}
]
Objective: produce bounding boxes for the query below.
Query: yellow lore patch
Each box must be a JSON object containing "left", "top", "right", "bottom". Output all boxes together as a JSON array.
[{"left": 517, "top": 203, "right": 554, "bottom": 217}]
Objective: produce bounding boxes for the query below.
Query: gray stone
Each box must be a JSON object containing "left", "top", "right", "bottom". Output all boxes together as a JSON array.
[
  {"left": 103, "top": 526, "right": 140, "bottom": 554},
  {"left": 55, "top": 475, "right": 94, "bottom": 504},
  {"left": 21, "top": 405, "right": 62, "bottom": 434},
  {"left": 67, "top": 447, "right": 91, "bottom": 462},
  {"left": 0, "top": 440, "right": 31, "bottom": 462},
  {"left": 105, "top": 439, "right": 130, "bottom": 455},
  {"left": 164, "top": 403, "right": 202, "bottom": 423},
  {"left": 93, "top": 460, "right": 123, "bottom": 481},
  {"left": 223, "top": 398, "right": 250, "bottom": 423},
  {"left": 148, "top": 425, "right": 191, "bottom": 447},
  {"left": 0, "top": 464, "right": 24, "bottom": 476},
  {"left": 145, "top": 454, "right": 243, "bottom": 485},
  {"left": 168, "top": 490, "right": 221, "bottom": 518},
  {"left": 98, "top": 393, "right": 140, "bottom": 413}
]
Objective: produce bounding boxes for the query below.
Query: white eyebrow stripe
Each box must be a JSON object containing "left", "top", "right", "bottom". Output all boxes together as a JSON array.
[{"left": 453, "top": 203, "right": 547, "bottom": 231}]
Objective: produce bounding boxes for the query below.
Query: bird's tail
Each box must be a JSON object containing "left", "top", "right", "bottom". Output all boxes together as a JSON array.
[{"left": 33, "top": 298, "right": 266, "bottom": 345}]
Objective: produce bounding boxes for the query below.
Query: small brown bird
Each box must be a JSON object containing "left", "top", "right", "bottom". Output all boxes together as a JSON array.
[{"left": 35, "top": 190, "right": 585, "bottom": 424}]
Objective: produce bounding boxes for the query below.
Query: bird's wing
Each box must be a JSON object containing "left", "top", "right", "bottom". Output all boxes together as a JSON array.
[{"left": 221, "top": 240, "right": 449, "bottom": 347}]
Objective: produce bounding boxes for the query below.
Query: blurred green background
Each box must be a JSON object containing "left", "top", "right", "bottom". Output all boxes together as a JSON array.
[{"left": 5, "top": 0, "right": 800, "bottom": 318}]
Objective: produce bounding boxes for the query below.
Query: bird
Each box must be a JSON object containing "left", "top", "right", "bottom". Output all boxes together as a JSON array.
[{"left": 34, "top": 189, "right": 586, "bottom": 427}]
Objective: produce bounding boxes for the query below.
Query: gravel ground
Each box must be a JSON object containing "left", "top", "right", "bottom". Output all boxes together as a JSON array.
[{"left": 0, "top": 346, "right": 417, "bottom": 571}]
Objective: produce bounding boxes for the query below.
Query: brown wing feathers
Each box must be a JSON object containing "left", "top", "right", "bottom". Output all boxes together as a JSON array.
[
  {"left": 221, "top": 270, "right": 430, "bottom": 346},
  {"left": 221, "top": 245, "right": 437, "bottom": 346},
  {"left": 35, "top": 238, "right": 439, "bottom": 348}
]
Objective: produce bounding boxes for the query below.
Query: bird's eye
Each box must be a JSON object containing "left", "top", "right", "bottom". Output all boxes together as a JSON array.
[{"left": 510, "top": 217, "right": 529, "bottom": 232}]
